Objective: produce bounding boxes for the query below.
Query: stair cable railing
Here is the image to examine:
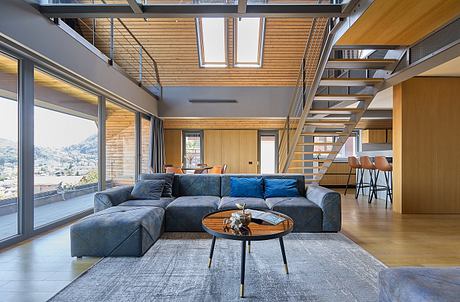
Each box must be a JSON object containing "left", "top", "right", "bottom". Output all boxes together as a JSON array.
[
  {"left": 278, "top": 16, "right": 328, "bottom": 171},
  {"left": 279, "top": 16, "right": 343, "bottom": 173}
]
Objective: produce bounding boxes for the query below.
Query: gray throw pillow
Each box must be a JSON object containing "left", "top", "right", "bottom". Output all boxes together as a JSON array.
[
  {"left": 139, "top": 173, "right": 174, "bottom": 197},
  {"left": 131, "top": 180, "right": 165, "bottom": 200}
]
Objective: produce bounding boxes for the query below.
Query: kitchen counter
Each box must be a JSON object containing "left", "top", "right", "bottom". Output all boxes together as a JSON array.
[{"left": 357, "top": 150, "right": 393, "bottom": 157}]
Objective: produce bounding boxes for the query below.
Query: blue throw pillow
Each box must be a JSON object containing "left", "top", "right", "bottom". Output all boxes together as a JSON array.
[
  {"left": 131, "top": 180, "right": 165, "bottom": 200},
  {"left": 230, "top": 177, "right": 264, "bottom": 198},
  {"left": 264, "top": 178, "right": 300, "bottom": 198}
]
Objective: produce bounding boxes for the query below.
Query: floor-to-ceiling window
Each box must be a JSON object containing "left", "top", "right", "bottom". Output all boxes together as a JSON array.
[
  {"left": 140, "top": 116, "right": 151, "bottom": 174},
  {"left": 33, "top": 68, "right": 98, "bottom": 228},
  {"left": 0, "top": 52, "right": 19, "bottom": 240},
  {"left": 106, "top": 101, "right": 136, "bottom": 187}
]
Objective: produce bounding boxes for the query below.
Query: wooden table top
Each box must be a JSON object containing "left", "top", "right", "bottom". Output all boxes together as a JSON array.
[
  {"left": 181, "top": 166, "right": 213, "bottom": 170},
  {"left": 202, "top": 209, "right": 294, "bottom": 241}
]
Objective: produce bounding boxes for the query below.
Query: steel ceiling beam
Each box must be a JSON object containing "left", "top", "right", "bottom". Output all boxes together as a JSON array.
[
  {"left": 126, "top": 0, "right": 143, "bottom": 14},
  {"left": 38, "top": 4, "right": 345, "bottom": 18}
]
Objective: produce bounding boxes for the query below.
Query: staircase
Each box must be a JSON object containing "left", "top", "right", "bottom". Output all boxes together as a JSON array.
[{"left": 278, "top": 17, "right": 402, "bottom": 185}]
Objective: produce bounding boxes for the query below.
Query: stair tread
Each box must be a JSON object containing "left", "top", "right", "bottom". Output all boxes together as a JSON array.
[
  {"left": 294, "top": 151, "right": 335, "bottom": 154},
  {"left": 319, "top": 78, "right": 384, "bottom": 87},
  {"left": 296, "top": 142, "right": 341, "bottom": 146},
  {"left": 309, "top": 108, "right": 363, "bottom": 114},
  {"left": 301, "top": 132, "right": 347, "bottom": 136},
  {"left": 326, "top": 59, "right": 397, "bottom": 70},
  {"left": 291, "top": 159, "right": 333, "bottom": 162},
  {"left": 314, "top": 94, "right": 374, "bottom": 101}
]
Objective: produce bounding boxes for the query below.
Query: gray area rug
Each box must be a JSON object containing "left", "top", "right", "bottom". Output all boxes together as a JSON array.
[{"left": 51, "top": 233, "right": 386, "bottom": 302}]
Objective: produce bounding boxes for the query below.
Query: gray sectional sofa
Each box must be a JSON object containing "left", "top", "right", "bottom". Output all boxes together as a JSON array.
[{"left": 71, "top": 173, "right": 341, "bottom": 257}]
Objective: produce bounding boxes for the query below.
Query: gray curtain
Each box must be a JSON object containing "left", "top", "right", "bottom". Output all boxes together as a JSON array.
[{"left": 149, "top": 116, "right": 165, "bottom": 173}]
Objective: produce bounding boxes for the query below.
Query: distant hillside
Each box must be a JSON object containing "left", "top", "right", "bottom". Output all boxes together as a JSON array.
[
  {"left": 0, "top": 138, "right": 17, "bottom": 166},
  {"left": 64, "top": 134, "right": 97, "bottom": 155},
  {"left": 0, "top": 135, "right": 97, "bottom": 167}
]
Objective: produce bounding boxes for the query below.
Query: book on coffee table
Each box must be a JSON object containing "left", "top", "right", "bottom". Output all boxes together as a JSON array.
[{"left": 246, "top": 209, "right": 286, "bottom": 225}]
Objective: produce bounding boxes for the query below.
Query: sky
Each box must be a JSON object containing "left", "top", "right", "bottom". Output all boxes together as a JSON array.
[{"left": 0, "top": 96, "right": 97, "bottom": 148}]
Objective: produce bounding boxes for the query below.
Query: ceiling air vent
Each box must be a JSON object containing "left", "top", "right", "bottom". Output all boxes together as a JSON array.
[{"left": 189, "top": 99, "right": 237, "bottom": 103}]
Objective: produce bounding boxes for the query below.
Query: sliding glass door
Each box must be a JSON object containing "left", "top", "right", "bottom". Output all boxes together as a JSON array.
[
  {"left": 33, "top": 68, "right": 98, "bottom": 228},
  {"left": 0, "top": 52, "right": 19, "bottom": 240}
]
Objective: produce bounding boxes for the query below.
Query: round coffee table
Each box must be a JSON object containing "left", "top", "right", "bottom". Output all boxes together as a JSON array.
[{"left": 202, "top": 209, "right": 294, "bottom": 298}]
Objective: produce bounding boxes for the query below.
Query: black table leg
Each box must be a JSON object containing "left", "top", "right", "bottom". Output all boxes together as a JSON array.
[
  {"left": 279, "top": 237, "right": 289, "bottom": 274},
  {"left": 208, "top": 236, "right": 216, "bottom": 268},
  {"left": 241, "top": 240, "right": 246, "bottom": 298}
]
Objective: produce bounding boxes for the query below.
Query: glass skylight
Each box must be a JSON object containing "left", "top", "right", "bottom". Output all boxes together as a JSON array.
[
  {"left": 235, "top": 18, "right": 265, "bottom": 67},
  {"left": 197, "top": 18, "right": 227, "bottom": 67}
]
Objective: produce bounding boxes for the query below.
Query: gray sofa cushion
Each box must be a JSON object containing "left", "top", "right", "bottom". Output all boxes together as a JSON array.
[
  {"left": 71, "top": 206, "right": 164, "bottom": 257},
  {"left": 119, "top": 197, "right": 174, "bottom": 209},
  {"left": 173, "top": 175, "right": 221, "bottom": 197},
  {"left": 221, "top": 174, "right": 306, "bottom": 197},
  {"left": 219, "top": 196, "right": 268, "bottom": 210},
  {"left": 265, "top": 197, "right": 322, "bottom": 232},
  {"left": 379, "top": 267, "right": 460, "bottom": 302},
  {"left": 139, "top": 173, "right": 175, "bottom": 197},
  {"left": 130, "top": 180, "right": 165, "bottom": 200},
  {"left": 94, "top": 185, "right": 133, "bottom": 212},
  {"left": 165, "top": 196, "right": 220, "bottom": 232}
]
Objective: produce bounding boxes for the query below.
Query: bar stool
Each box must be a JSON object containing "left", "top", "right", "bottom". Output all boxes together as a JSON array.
[
  {"left": 359, "top": 156, "right": 378, "bottom": 203},
  {"left": 345, "top": 156, "right": 361, "bottom": 199},
  {"left": 374, "top": 156, "right": 393, "bottom": 208}
]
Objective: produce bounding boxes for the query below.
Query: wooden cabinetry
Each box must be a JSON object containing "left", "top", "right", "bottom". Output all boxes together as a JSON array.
[
  {"left": 362, "top": 129, "right": 387, "bottom": 144},
  {"left": 386, "top": 129, "right": 392, "bottom": 144}
]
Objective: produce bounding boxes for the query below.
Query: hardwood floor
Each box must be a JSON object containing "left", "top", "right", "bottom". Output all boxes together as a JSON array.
[
  {"left": 0, "top": 191, "right": 459, "bottom": 301},
  {"left": 340, "top": 188, "right": 460, "bottom": 267},
  {"left": 0, "top": 224, "right": 99, "bottom": 302}
]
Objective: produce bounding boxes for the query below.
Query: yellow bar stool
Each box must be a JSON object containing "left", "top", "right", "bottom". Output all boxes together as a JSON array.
[
  {"left": 345, "top": 156, "right": 362, "bottom": 199},
  {"left": 374, "top": 156, "right": 393, "bottom": 208},
  {"left": 359, "top": 156, "right": 378, "bottom": 203}
]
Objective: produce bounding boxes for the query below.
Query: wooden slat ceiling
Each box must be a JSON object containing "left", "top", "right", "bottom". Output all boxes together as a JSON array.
[
  {"left": 0, "top": 54, "right": 98, "bottom": 105},
  {"left": 84, "top": 17, "right": 327, "bottom": 87},
  {"left": 337, "top": 0, "right": 460, "bottom": 46}
]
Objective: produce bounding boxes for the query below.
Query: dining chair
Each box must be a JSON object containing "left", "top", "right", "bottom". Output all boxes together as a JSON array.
[
  {"left": 165, "top": 166, "right": 184, "bottom": 174},
  {"left": 208, "top": 165, "right": 223, "bottom": 174}
]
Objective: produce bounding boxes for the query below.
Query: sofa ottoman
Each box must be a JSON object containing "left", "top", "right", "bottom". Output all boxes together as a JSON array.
[
  {"left": 379, "top": 267, "right": 460, "bottom": 302},
  {"left": 71, "top": 206, "right": 164, "bottom": 257}
]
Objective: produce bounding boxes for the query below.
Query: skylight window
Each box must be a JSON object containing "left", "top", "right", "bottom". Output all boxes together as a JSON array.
[
  {"left": 234, "top": 18, "right": 265, "bottom": 67},
  {"left": 196, "top": 18, "right": 227, "bottom": 67}
]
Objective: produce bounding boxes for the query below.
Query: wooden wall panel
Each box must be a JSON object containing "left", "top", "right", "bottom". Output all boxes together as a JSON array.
[
  {"left": 203, "top": 129, "right": 259, "bottom": 173},
  {"left": 204, "top": 130, "right": 222, "bottom": 167},
  {"left": 164, "top": 129, "right": 182, "bottom": 167},
  {"left": 239, "top": 130, "right": 258, "bottom": 173},
  {"left": 221, "top": 130, "right": 241, "bottom": 173},
  {"left": 164, "top": 118, "right": 286, "bottom": 130},
  {"left": 393, "top": 77, "right": 460, "bottom": 214}
]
